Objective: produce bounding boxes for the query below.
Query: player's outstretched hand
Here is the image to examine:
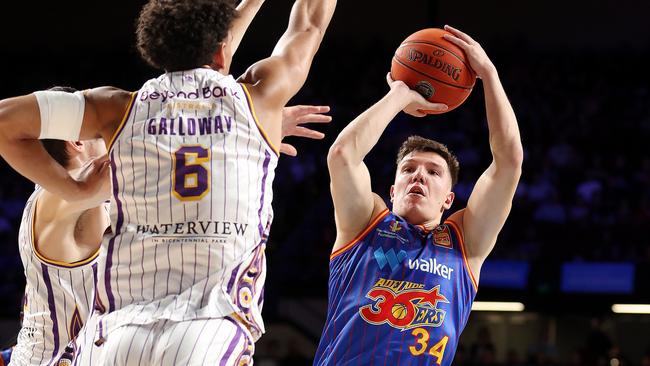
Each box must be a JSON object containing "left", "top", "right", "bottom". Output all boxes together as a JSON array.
[
  {"left": 442, "top": 25, "right": 495, "bottom": 79},
  {"left": 281, "top": 105, "right": 332, "bottom": 156},
  {"left": 386, "top": 73, "right": 448, "bottom": 117}
]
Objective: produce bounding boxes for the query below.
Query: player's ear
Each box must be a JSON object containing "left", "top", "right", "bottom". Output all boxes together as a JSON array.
[
  {"left": 66, "top": 141, "right": 83, "bottom": 154},
  {"left": 390, "top": 185, "right": 395, "bottom": 202},
  {"left": 210, "top": 43, "right": 227, "bottom": 73},
  {"left": 442, "top": 191, "right": 455, "bottom": 211}
]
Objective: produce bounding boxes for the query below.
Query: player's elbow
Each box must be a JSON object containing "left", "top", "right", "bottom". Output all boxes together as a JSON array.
[
  {"left": 0, "top": 100, "right": 18, "bottom": 141},
  {"left": 510, "top": 142, "right": 524, "bottom": 169},
  {"left": 327, "top": 142, "right": 355, "bottom": 170},
  {"left": 494, "top": 136, "right": 523, "bottom": 169},
  {"left": 292, "top": 0, "right": 336, "bottom": 34},
  {"left": 495, "top": 144, "right": 524, "bottom": 179}
]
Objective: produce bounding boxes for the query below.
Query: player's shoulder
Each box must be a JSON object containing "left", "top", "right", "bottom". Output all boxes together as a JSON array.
[{"left": 83, "top": 86, "right": 134, "bottom": 111}]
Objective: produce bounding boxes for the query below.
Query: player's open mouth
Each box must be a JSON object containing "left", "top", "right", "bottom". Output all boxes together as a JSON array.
[{"left": 408, "top": 186, "right": 425, "bottom": 196}]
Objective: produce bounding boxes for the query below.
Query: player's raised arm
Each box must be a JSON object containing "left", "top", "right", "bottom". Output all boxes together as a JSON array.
[
  {"left": 443, "top": 25, "right": 524, "bottom": 279},
  {"left": 0, "top": 87, "right": 132, "bottom": 201},
  {"left": 229, "top": 0, "right": 266, "bottom": 59},
  {"left": 328, "top": 76, "right": 447, "bottom": 251},
  {"left": 239, "top": 0, "right": 336, "bottom": 110}
]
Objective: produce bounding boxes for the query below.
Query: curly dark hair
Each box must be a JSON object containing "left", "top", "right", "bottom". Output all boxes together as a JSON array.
[
  {"left": 396, "top": 135, "right": 460, "bottom": 187},
  {"left": 136, "top": 0, "right": 238, "bottom": 72}
]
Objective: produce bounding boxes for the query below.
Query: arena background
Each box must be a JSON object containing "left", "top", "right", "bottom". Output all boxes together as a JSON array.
[{"left": 0, "top": 0, "right": 649, "bottom": 364}]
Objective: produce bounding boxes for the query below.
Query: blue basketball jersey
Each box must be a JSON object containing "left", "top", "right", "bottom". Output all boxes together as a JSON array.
[{"left": 314, "top": 209, "right": 477, "bottom": 366}]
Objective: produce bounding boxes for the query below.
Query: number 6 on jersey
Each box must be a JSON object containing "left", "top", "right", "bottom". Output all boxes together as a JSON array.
[{"left": 173, "top": 145, "right": 210, "bottom": 201}]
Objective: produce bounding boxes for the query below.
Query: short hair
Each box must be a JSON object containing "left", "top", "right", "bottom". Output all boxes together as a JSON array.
[
  {"left": 395, "top": 135, "right": 460, "bottom": 187},
  {"left": 136, "top": 0, "right": 238, "bottom": 72},
  {"left": 40, "top": 86, "right": 77, "bottom": 168}
]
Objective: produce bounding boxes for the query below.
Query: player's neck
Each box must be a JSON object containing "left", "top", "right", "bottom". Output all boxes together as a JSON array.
[{"left": 398, "top": 210, "right": 441, "bottom": 229}]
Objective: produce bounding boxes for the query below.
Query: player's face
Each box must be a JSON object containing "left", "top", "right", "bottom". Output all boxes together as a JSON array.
[
  {"left": 390, "top": 151, "right": 454, "bottom": 225},
  {"left": 84, "top": 138, "right": 107, "bottom": 160},
  {"left": 77, "top": 138, "right": 108, "bottom": 164}
]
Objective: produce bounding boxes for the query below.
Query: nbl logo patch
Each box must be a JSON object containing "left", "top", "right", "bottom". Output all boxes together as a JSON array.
[{"left": 433, "top": 225, "right": 453, "bottom": 249}]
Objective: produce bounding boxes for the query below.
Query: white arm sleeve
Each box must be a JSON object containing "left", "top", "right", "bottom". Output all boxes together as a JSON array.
[{"left": 33, "top": 90, "right": 85, "bottom": 141}]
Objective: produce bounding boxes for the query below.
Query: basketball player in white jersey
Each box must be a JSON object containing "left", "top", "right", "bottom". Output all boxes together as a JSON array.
[
  {"left": 10, "top": 122, "right": 111, "bottom": 365},
  {"left": 0, "top": 0, "right": 336, "bottom": 363},
  {"left": 3, "top": 98, "right": 327, "bottom": 366}
]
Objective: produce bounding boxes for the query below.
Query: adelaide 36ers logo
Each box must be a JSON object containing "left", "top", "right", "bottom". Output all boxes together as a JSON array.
[{"left": 359, "top": 278, "right": 449, "bottom": 330}]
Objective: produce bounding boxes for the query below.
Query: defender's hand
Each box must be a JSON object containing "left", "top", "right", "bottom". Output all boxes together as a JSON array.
[{"left": 281, "top": 105, "right": 332, "bottom": 156}]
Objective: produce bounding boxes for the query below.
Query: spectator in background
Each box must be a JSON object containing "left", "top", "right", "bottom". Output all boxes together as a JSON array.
[{"left": 471, "top": 326, "right": 497, "bottom": 365}]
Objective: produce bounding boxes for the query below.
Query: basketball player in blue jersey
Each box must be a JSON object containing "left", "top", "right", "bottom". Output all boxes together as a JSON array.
[
  {"left": 315, "top": 25, "right": 523, "bottom": 366},
  {"left": 0, "top": 0, "right": 336, "bottom": 364}
]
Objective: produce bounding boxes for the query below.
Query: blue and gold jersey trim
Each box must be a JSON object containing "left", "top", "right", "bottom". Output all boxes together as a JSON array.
[
  {"left": 444, "top": 217, "right": 478, "bottom": 291},
  {"left": 331, "top": 209, "right": 390, "bottom": 260}
]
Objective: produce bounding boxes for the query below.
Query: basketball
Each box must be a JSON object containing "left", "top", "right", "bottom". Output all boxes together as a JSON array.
[
  {"left": 391, "top": 303, "right": 408, "bottom": 320},
  {"left": 391, "top": 28, "right": 476, "bottom": 114}
]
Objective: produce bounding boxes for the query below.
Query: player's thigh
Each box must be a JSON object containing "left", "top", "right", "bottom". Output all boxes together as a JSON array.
[
  {"left": 92, "top": 321, "right": 163, "bottom": 366},
  {"left": 71, "top": 313, "right": 104, "bottom": 366},
  {"left": 156, "top": 317, "right": 255, "bottom": 366}
]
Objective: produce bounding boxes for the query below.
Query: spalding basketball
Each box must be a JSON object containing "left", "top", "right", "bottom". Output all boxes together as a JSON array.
[{"left": 391, "top": 28, "right": 476, "bottom": 114}]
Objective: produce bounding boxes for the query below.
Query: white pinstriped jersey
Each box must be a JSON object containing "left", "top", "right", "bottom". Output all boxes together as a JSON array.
[
  {"left": 95, "top": 68, "right": 277, "bottom": 341},
  {"left": 12, "top": 188, "right": 102, "bottom": 366}
]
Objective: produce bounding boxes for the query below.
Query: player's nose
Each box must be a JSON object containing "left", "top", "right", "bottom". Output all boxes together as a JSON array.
[{"left": 410, "top": 167, "right": 426, "bottom": 183}]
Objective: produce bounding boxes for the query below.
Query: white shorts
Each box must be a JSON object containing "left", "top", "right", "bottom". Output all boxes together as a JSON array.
[{"left": 72, "top": 316, "right": 254, "bottom": 366}]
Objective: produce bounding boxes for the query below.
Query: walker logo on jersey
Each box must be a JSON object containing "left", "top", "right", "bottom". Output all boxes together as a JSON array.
[
  {"left": 374, "top": 247, "right": 407, "bottom": 271},
  {"left": 135, "top": 221, "right": 248, "bottom": 236},
  {"left": 139, "top": 86, "right": 240, "bottom": 102},
  {"left": 433, "top": 225, "right": 453, "bottom": 249},
  {"left": 359, "top": 278, "right": 449, "bottom": 330},
  {"left": 389, "top": 220, "right": 402, "bottom": 233},
  {"left": 408, "top": 258, "right": 454, "bottom": 280}
]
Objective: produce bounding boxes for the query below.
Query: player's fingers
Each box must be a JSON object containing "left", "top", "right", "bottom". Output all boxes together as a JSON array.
[
  {"left": 295, "top": 105, "right": 331, "bottom": 114},
  {"left": 444, "top": 24, "right": 475, "bottom": 44},
  {"left": 297, "top": 113, "right": 332, "bottom": 124},
  {"left": 292, "top": 126, "right": 325, "bottom": 139},
  {"left": 407, "top": 109, "right": 427, "bottom": 118},
  {"left": 442, "top": 33, "right": 470, "bottom": 50},
  {"left": 280, "top": 143, "right": 298, "bottom": 156},
  {"left": 386, "top": 72, "right": 395, "bottom": 85},
  {"left": 421, "top": 102, "right": 448, "bottom": 112}
]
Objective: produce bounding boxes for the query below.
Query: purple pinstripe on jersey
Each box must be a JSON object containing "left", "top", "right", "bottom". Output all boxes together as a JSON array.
[
  {"left": 105, "top": 151, "right": 124, "bottom": 312},
  {"left": 219, "top": 319, "right": 243, "bottom": 366},
  {"left": 226, "top": 263, "right": 242, "bottom": 293},
  {"left": 40, "top": 264, "right": 60, "bottom": 365},
  {"left": 256, "top": 151, "right": 271, "bottom": 237}
]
